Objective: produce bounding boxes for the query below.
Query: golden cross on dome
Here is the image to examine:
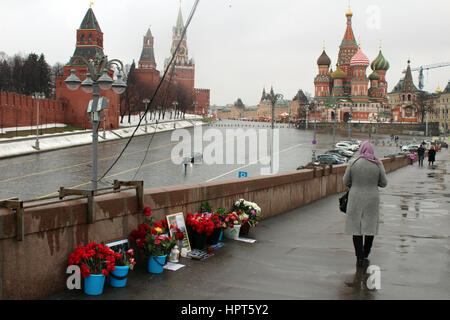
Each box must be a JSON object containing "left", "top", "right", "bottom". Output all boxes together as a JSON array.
[
  {"left": 90, "top": 1, "right": 94, "bottom": 8},
  {"left": 322, "top": 40, "right": 326, "bottom": 50},
  {"left": 379, "top": 40, "right": 382, "bottom": 50}
]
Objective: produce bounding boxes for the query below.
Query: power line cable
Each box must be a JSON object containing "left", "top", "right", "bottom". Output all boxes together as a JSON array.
[{"left": 96, "top": 0, "right": 200, "bottom": 183}]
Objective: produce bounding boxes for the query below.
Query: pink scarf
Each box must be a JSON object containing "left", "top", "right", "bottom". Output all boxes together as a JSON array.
[{"left": 358, "top": 141, "right": 381, "bottom": 164}]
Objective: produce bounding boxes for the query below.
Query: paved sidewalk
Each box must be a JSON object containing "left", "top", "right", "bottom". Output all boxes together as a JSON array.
[{"left": 47, "top": 149, "right": 450, "bottom": 300}]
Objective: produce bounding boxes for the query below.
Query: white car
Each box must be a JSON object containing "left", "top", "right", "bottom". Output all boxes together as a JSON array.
[
  {"left": 341, "top": 140, "right": 360, "bottom": 150},
  {"left": 401, "top": 144, "right": 420, "bottom": 152},
  {"left": 335, "top": 142, "right": 358, "bottom": 151}
]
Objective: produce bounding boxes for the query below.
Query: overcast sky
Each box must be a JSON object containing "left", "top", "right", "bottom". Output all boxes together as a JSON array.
[{"left": 1, "top": 0, "right": 450, "bottom": 106}]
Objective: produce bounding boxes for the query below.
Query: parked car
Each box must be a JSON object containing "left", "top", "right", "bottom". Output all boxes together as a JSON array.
[
  {"left": 335, "top": 142, "right": 358, "bottom": 151},
  {"left": 326, "top": 149, "right": 354, "bottom": 158},
  {"left": 401, "top": 144, "right": 420, "bottom": 152},
  {"left": 341, "top": 140, "right": 360, "bottom": 150},
  {"left": 316, "top": 154, "right": 346, "bottom": 165}
]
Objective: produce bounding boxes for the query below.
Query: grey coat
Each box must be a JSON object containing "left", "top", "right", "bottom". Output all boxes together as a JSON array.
[{"left": 343, "top": 157, "right": 388, "bottom": 235}]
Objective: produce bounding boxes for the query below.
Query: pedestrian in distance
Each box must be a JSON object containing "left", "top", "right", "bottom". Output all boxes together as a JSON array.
[
  {"left": 417, "top": 144, "right": 425, "bottom": 167},
  {"left": 343, "top": 141, "right": 388, "bottom": 268},
  {"left": 428, "top": 146, "right": 437, "bottom": 167},
  {"left": 409, "top": 150, "right": 415, "bottom": 165}
]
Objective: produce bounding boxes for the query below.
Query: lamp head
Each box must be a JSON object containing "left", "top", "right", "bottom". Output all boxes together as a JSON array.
[{"left": 65, "top": 69, "right": 81, "bottom": 91}]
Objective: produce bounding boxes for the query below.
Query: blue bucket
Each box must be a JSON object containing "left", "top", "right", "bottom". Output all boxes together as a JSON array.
[
  {"left": 147, "top": 255, "right": 167, "bottom": 274},
  {"left": 84, "top": 274, "right": 105, "bottom": 295},
  {"left": 109, "top": 265, "right": 129, "bottom": 288}
]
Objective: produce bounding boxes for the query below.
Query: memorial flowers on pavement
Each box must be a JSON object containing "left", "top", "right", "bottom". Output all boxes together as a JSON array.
[
  {"left": 232, "top": 199, "right": 261, "bottom": 227},
  {"left": 68, "top": 242, "right": 116, "bottom": 278},
  {"left": 129, "top": 207, "right": 179, "bottom": 257},
  {"left": 114, "top": 249, "right": 136, "bottom": 270}
]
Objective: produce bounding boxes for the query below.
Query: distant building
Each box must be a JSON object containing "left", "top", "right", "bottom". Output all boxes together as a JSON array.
[
  {"left": 427, "top": 81, "right": 450, "bottom": 134},
  {"left": 388, "top": 60, "right": 421, "bottom": 123}
]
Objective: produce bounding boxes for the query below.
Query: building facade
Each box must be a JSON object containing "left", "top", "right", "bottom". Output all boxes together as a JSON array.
[{"left": 313, "top": 7, "right": 391, "bottom": 123}]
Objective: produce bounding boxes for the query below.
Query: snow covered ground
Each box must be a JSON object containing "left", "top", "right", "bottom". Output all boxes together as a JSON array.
[
  {"left": 0, "top": 118, "right": 204, "bottom": 159},
  {"left": 0, "top": 123, "right": 68, "bottom": 134}
]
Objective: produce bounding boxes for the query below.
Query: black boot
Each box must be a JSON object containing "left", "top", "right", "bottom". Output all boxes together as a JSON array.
[
  {"left": 353, "top": 235, "right": 365, "bottom": 267},
  {"left": 364, "top": 235, "right": 374, "bottom": 259}
]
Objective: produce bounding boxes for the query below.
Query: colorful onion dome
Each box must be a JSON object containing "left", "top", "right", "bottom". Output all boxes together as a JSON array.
[
  {"left": 371, "top": 50, "right": 390, "bottom": 71},
  {"left": 331, "top": 65, "right": 346, "bottom": 79},
  {"left": 369, "top": 71, "right": 380, "bottom": 81},
  {"left": 317, "top": 50, "right": 331, "bottom": 66},
  {"left": 350, "top": 46, "right": 370, "bottom": 67}
]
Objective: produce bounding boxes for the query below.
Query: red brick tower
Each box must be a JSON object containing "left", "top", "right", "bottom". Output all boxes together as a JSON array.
[
  {"left": 164, "top": 5, "right": 195, "bottom": 90},
  {"left": 55, "top": 7, "right": 120, "bottom": 129},
  {"left": 136, "top": 27, "right": 160, "bottom": 87}
]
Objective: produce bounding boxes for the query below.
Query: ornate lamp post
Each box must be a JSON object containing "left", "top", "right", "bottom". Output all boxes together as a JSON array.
[
  {"left": 64, "top": 54, "right": 127, "bottom": 190},
  {"left": 32, "top": 92, "right": 45, "bottom": 150},
  {"left": 266, "top": 87, "right": 283, "bottom": 174}
]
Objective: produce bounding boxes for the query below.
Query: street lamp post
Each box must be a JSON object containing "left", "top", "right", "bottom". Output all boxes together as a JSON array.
[
  {"left": 348, "top": 103, "right": 353, "bottom": 139},
  {"left": 64, "top": 55, "right": 127, "bottom": 190},
  {"left": 32, "top": 92, "right": 45, "bottom": 150},
  {"left": 312, "top": 101, "right": 318, "bottom": 163},
  {"left": 376, "top": 103, "right": 380, "bottom": 143},
  {"left": 333, "top": 102, "right": 337, "bottom": 145},
  {"left": 143, "top": 99, "right": 150, "bottom": 132},
  {"left": 172, "top": 101, "right": 178, "bottom": 119},
  {"left": 305, "top": 104, "right": 309, "bottom": 130},
  {"left": 266, "top": 87, "right": 283, "bottom": 174}
]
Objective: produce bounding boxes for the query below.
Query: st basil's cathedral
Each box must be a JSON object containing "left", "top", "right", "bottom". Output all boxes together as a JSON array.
[{"left": 313, "top": 6, "right": 390, "bottom": 123}]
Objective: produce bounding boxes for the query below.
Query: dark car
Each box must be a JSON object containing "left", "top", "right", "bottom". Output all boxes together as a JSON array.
[
  {"left": 316, "top": 154, "right": 345, "bottom": 165},
  {"left": 326, "top": 149, "right": 354, "bottom": 158}
]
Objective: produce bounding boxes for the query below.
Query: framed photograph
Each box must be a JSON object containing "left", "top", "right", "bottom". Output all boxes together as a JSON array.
[
  {"left": 166, "top": 212, "right": 191, "bottom": 253},
  {"left": 105, "top": 238, "right": 129, "bottom": 255}
]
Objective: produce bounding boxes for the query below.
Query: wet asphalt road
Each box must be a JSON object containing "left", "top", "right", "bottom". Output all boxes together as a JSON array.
[
  {"left": 46, "top": 143, "right": 449, "bottom": 300},
  {"left": 0, "top": 120, "right": 411, "bottom": 200}
]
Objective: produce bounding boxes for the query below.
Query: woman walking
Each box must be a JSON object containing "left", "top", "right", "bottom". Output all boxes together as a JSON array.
[
  {"left": 343, "top": 141, "right": 388, "bottom": 267},
  {"left": 427, "top": 146, "right": 436, "bottom": 167}
]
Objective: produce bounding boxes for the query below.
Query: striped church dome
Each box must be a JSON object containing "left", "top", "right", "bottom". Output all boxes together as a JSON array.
[
  {"left": 317, "top": 50, "right": 331, "bottom": 66},
  {"left": 371, "top": 50, "right": 390, "bottom": 71},
  {"left": 350, "top": 47, "right": 370, "bottom": 67}
]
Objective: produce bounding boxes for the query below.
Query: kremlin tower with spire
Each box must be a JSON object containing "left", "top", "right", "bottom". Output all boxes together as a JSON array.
[{"left": 313, "top": 6, "right": 390, "bottom": 123}]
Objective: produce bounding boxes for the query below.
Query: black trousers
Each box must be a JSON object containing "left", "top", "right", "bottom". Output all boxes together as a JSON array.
[{"left": 353, "top": 235, "right": 374, "bottom": 259}]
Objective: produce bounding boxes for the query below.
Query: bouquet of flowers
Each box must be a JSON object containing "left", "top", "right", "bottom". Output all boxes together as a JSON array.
[
  {"left": 129, "top": 207, "right": 178, "bottom": 258},
  {"left": 221, "top": 211, "right": 242, "bottom": 229},
  {"left": 232, "top": 199, "right": 261, "bottom": 227},
  {"left": 186, "top": 212, "right": 216, "bottom": 236},
  {"left": 114, "top": 249, "right": 136, "bottom": 270},
  {"left": 68, "top": 242, "right": 116, "bottom": 278}
]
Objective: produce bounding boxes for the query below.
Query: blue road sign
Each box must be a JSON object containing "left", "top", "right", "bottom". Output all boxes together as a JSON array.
[
  {"left": 312, "top": 140, "right": 317, "bottom": 145},
  {"left": 238, "top": 171, "right": 248, "bottom": 178}
]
